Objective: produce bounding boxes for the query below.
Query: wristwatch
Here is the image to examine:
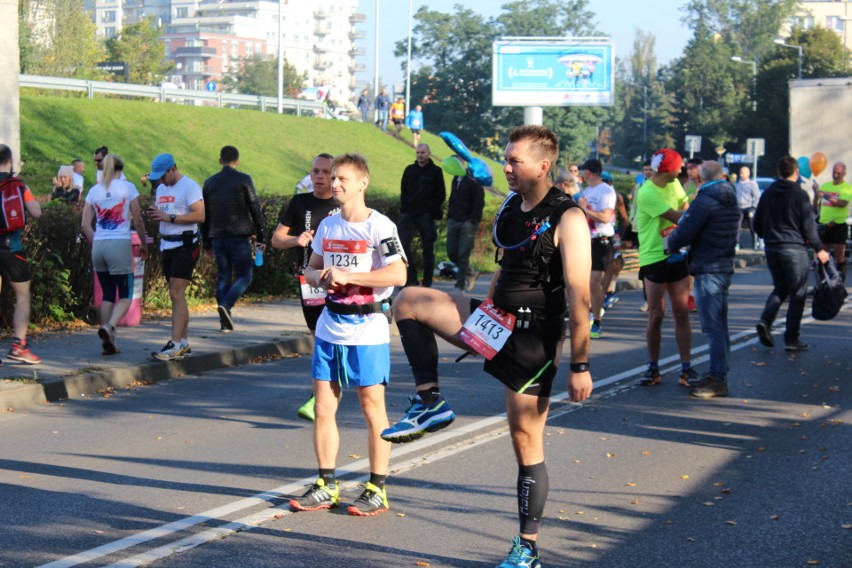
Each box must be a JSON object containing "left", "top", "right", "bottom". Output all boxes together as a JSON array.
[
  {"left": 569, "top": 362, "right": 590, "bottom": 373},
  {"left": 169, "top": 213, "right": 176, "bottom": 223}
]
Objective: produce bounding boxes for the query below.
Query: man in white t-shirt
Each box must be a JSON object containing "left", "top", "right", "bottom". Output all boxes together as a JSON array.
[
  {"left": 94, "top": 146, "right": 126, "bottom": 184},
  {"left": 289, "top": 153, "right": 406, "bottom": 518},
  {"left": 577, "top": 159, "right": 616, "bottom": 339},
  {"left": 145, "top": 153, "right": 205, "bottom": 361},
  {"left": 71, "top": 158, "right": 85, "bottom": 192}
]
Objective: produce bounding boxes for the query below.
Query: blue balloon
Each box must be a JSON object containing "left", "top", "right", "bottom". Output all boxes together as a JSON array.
[
  {"left": 440, "top": 131, "right": 474, "bottom": 163},
  {"left": 797, "top": 156, "right": 812, "bottom": 178},
  {"left": 468, "top": 158, "right": 493, "bottom": 187}
]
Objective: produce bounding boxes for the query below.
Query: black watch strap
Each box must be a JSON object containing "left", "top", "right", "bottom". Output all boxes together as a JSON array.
[{"left": 569, "top": 362, "right": 590, "bottom": 373}]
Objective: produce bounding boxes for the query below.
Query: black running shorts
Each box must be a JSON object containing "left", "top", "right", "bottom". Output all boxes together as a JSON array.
[
  {"left": 470, "top": 298, "right": 563, "bottom": 398},
  {"left": 0, "top": 250, "right": 32, "bottom": 283},
  {"left": 820, "top": 222, "right": 849, "bottom": 245},
  {"left": 161, "top": 245, "right": 200, "bottom": 281},
  {"left": 641, "top": 257, "right": 689, "bottom": 284}
]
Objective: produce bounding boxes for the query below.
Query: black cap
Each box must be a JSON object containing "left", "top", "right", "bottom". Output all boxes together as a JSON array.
[{"left": 579, "top": 159, "right": 603, "bottom": 175}]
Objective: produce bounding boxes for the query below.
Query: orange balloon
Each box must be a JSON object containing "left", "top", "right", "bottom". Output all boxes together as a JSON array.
[{"left": 810, "top": 152, "right": 828, "bottom": 176}]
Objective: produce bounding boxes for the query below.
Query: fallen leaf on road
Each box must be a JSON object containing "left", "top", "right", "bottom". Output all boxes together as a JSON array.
[
  {"left": 630, "top": 499, "right": 641, "bottom": 505},
  {"left": 725, "top": 520, "right": 737, "bottom": 526},
  {"left": 687, "top": 536, "right": 697, "bottom": 542},
  {"left": 606, "top": 453, "right": 616, "bottom": 458},
  {"left": 397, "top": 513, "right": 406, "bottom": 517},
  {"left": 626, "top": 483, "right": 636, "bottom": 487},
  {"left": 842, "top": 524, "right": 852, "bottom": 530},
  {"left": 415, "top": 561, "right": 431, "bottom": 566},
  {"left": 642, "top": 451, "right": 651, "bottom": 456},
  {"left": 703, "top": 502, "right": 715, "bottom": 507},
  {"left": 771, "top": 515, "right": 780, "bottom": 520},
  {"left": 348, "top": 453, "right": 361, "bottom": 459},
  {"left": 751, "top": 361, "right": 766, "bottom": 367},
  {"left": 681, "top": 474, "right": 690, "bottom": 480},
  {"left": 807, "top": 561, "right": 820, "bottom": 565}
]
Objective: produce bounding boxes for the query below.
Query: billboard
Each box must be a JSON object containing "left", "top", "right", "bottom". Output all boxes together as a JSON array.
[{"left": 492, "top": 38, "right": 614, "bottom": 107}]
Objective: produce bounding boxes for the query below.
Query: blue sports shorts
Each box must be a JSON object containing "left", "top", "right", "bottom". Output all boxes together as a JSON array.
[{"left": 312, "top": 337, "right": 390, "bottom": 388}]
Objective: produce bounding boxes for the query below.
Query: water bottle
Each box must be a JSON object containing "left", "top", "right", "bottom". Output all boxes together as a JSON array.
[{"left": 255, "top": 244, "right": 264, "bottom": 267}]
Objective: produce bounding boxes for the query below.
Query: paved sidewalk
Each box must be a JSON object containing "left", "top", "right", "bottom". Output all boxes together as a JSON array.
[{"left": 0, "top": 249, "right": 767, "bottom": 413}]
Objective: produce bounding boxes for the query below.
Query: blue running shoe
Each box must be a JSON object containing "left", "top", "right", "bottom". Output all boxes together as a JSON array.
[
  {"left": 496, "top": 536, "right": 541, "bottom": 568},
  {"left": 381, "top": 394, "right": 455, "bottom": 443},
  {"left": 603, "top": 292, "right": 619, "bottom": 309}
]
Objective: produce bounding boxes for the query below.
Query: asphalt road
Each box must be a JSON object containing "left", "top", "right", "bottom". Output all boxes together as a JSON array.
[{"left": 1, "top": 266, "right": 849, "bottom": 568}]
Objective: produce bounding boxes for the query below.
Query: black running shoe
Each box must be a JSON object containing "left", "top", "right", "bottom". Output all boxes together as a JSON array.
[{"left": 756, "top": 321, "right": 773, "bottom": 347}]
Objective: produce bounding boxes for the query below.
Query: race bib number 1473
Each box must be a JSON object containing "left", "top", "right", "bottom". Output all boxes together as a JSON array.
[{"left": 458, "top": 300, "right": 515, "bottom": 360}]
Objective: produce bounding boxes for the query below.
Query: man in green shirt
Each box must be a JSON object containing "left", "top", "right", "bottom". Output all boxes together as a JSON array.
[
  {"left": 635, "top": 148, "right": 696, "bottom": 387},
  {"left": 816, "top": 162, "right": 851, "bottom": 282}
]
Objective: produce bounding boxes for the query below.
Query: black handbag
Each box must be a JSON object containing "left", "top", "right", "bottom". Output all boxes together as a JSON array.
[{"left": 811, "top": 259, "right": 848, "bottom": 321}]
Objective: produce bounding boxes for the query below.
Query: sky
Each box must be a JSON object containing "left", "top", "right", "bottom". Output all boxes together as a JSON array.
[{"left": 355, "top": 0, "right": 693, "bottom": 88}]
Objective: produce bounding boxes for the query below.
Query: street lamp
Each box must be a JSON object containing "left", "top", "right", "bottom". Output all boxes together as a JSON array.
[
  {"left": 731, "top": 56, "right": 757, "bottom": 112},
  {"left": 774, "top": 38, "right": 803, "bottom": 79}
]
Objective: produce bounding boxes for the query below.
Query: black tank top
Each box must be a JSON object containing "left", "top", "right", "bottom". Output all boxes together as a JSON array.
[{"left": 492, "top": 186, "right": 578, "bottom": 315}]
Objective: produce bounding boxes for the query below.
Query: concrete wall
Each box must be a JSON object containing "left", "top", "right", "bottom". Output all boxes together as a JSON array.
[{"left": 0, "top": 0, "right": 21, "bottom": 164}]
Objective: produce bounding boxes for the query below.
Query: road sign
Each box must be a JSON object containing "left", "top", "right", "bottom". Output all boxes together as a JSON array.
[
  {"left": 746, "top": 138, "right": 765, "bottom": 157},
  {"left": 684, "top": 135, "right": 702, "bottom": 158},
  {"left": 726, "top": 153, "right": 754, "bottom": 164},
  {"left": 205, "top": 81, "right": 217, "bottom": 93}
]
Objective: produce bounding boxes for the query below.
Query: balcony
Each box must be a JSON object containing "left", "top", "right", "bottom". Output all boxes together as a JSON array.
[
  {"left": 173, "top": 46, "right": 217, "bottom": 58},
  {"left": 349, "top": 62, "right": 366, "bottom": 73},
  {"left": 350, "top": 46, "right": 366, "bottom": 57},
  {"left": 313, "top": 44, "right": 328, "bottom": 53},
  {"left": 349, "top": 28, "right": 365, "bottom": 40},
  {"left": 313, "top": 59, "right": 332, "bottom": 71},
  {"left": 350, "top": 12, "right": 366, "bottom": 23},
  {"left": 315, "top": 25, "right": 331, "bottom": 36},
  {"left": 314, "top": 9, "right": 328, "bottom": 19}
]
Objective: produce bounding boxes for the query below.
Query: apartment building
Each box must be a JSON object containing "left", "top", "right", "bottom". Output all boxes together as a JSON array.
[
  {"left": 86, "top": 0, "right": 365, "bottom": 95},
  {"left": 784, "top": 0, "right": 852, "bottom": 50}
]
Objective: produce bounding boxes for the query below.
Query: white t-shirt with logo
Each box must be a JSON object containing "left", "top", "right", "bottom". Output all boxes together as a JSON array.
[
  {"left": 85, "top": 179, "right": 139, "bottom": 241},
  {"left": 154, "top": 175, "right": 204, "bottom": 251},
  {"left": 311, "top": 210, "right": 402, "bottom": 345},
  {"left": 583, "top": 182, "right": 617, "bottom": 238}
]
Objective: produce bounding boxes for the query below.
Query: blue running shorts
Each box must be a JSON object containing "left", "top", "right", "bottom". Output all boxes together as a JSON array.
[{"left": 312, "top": 337, "right": 390, "bottom": 388}]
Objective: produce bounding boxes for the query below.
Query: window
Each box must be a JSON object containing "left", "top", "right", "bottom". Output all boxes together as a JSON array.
[
  {"left": 176, "top": 6, "right": 187, "bottom": 17},
  {"left": 104, "top": 26, "right": 116, "bottom": 38},
  {"left": 826, "top": 16, "right": 845, "bottom": 31},
  {"left": 102, "top": 10, "right": 115, "bottom": 23}
]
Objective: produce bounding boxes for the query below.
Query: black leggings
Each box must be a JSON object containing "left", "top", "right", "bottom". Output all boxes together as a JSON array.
[{"left": 97, "top": 271, "right": 132, "bottom": 303}]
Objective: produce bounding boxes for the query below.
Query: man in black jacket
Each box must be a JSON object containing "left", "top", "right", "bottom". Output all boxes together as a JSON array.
[
  {"left": 667, "top": 161, "right": 740, "bottom": 398},
  {"left": 754, "top": 155, "right": 829, "bottom": 352},
  {"left": 399, "top": 144, "right": 445, "bottom": 287},
  {"left": 201, "top": 146, "right": 266, "bottom": 331},
  {"left": 446, "top": 158, "right": 484, "bottom": 291}
]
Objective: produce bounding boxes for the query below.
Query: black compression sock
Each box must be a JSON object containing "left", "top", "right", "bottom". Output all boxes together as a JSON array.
[
  {"left": 519, "top": 537, "right": 538, "bottom": 552},
  {"left": 368, "top": 473, "right": 387, "bottom": 489},
  {"left": 419, "top": 387, "right": 441, "bottom": 404},
  {"left": 396, "top": 318, "right": 439, "bottom": 388},
  {"left": 319, "top": 469, "right": 336, "bottom": 485},
  {"left": 517, "top": 462, "right": 549, "bottom": 536}
]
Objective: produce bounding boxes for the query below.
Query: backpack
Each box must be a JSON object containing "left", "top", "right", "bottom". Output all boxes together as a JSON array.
[
  {"left": 811, "top": 259, "right": 848, "bottom": 321},
  {"left": 0, "top": 177, "right": 27, "bottom": 233}
]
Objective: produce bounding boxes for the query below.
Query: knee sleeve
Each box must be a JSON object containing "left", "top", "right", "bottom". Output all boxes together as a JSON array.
[
  {"left": 517, "top": 461, "right": 549, "bottom": 536},
  {"left": 396, "top": 318, "right": 439, "bottom": 387}
]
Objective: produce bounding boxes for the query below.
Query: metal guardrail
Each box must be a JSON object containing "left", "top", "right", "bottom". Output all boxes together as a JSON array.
[{"left": 19, "top": 74, "right": 326, "bottom": 116}]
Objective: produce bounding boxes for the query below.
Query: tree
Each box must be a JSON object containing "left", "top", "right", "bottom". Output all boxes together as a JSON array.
[
  {"left": 222, "top": 55, "right": 305, "bottom": 97},
  {"left": 19, "top": 0, "right": 105, "bottom": 78},
  {"left": 612, "top": 29, "right": 676, "bottom": 164},
  {"left": 396, "top": 0, "right": 612, "bottom": 165},
  {"left": 680, "top": 0, "right": 798, "bottom": 61},
  {"left": 106, "top": 18, "right": 172, "bottom": 85},
  {"left": 748, "top": 26, "right": 852, "bottom": 166}
]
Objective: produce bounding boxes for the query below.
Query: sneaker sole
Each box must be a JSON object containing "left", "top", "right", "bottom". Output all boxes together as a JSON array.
[
  {"left": 7, "top": 355, "right": 42, "bottom": 365},
  {"left": 381, "top": 413, "right": 455, "bottom": 444},
  {"left": 288, "top": 500, "right": 338, "bottom": 512},
  {"left": 347, "top": 505, "right": 389, "bottom": 517},
  {"left": 784, "top": 344, "right": 809, "bottom": 352},
  {"left": 152, "top": 353, "right": 184, "bottom": 361},
  {"left": 639, "top": 375, "right": 661, "bottom": 387},
  {"left": 690, "top": 389, "right": 729, "bottom": 399}
]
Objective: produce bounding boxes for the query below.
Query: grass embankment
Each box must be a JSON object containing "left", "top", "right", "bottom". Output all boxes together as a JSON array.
[{"left": 19, "top": 95, "right": 509, "bottom": 199}]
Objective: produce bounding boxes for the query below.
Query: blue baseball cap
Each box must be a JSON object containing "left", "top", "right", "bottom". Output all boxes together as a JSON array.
[
  {"left": 601, "top": 170, "right": 613, "bottom": 183},
  {"left": 148, "top": 153, "right": 175, "bottom": 181}
]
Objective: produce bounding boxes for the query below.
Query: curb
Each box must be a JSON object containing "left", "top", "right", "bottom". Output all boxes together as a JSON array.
[{"left": 1, "top": 335, "right": 314, "bottom": 413}]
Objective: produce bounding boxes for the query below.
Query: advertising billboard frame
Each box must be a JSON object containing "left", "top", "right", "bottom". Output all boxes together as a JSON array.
[{"left": 492, "top": 37, "right": 615, "bottom": 107}]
